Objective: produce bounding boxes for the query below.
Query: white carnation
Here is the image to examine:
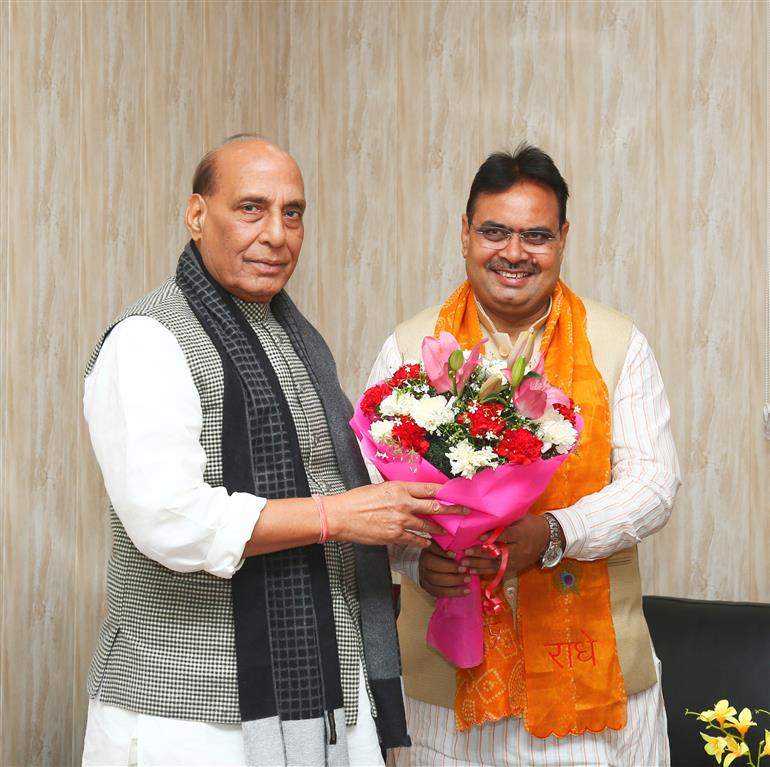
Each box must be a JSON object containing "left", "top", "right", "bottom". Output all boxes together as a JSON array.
[
  {"left": 537, "top": 407, "right": 578, "bottom": 454},
  {"left": 379, "top": 391, "right": 417, "bottom": 417},
  {"left": 447, "top": 440, "right": 498, "bottom": 479},
  {"left": 369, "top": 420, "right": 394, "bottom": 444},
  {"left": 410, "top": 395, "right": 457, "bottom": 433}
]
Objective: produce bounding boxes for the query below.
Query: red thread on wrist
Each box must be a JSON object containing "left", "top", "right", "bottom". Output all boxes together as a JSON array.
[{"left": 312, "top": 494, "right": 330, "bottom": 544}]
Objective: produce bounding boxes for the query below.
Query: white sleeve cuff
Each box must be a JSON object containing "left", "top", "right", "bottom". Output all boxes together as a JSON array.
[
  {"left": 549, "top": 506, "right": 588, "bottom": 559},
  {"left": 203, "top": 494, "right": 266, "bottom": 578},
  {"left": 389, "top": 543, "right": 422, "bottom": 584}
]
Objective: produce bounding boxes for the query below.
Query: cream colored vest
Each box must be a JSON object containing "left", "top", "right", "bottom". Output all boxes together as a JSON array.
[{"left": 393, "top": 298, "right": 657, "bottom": 709}]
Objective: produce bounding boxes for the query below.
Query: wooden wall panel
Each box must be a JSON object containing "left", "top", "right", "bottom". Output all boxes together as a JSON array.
[
  {"left": 0, "top": 0, "right": 8, "bottom": 752},
  {"left": 257, "top": 1, "right": 290, "bottom": 149},
  {"left": 395, "top": 0, "right": 479, "bottom": 327},
  {"left": 3, "top": 2, "right": 80, "bottom": 764},
  {"left": 203, "top": 0, "right": 261, "bottom": 147},
  {"left": 749, "top": 0, "right": 769, "bottom": 600},
  {"left": 144, "top": 0, "right": 207, "bottom": 288},
  {"left": 317, "top": 0, "right": 398, "bottom": 399},
  {"left": 73, "top": 2, "right": 147, "bottom": 762},
  {"left": 283, "top": 0, "right": 321, "bottom": 325},
  {"left": 479, "top": 1, "right": 567, "bottom": 176},
  {"left": 651, "top": 1, "right": 754, "bottom": 600},
  {"left": 563, "top": 1, "right": 657, "bottom": 339}
]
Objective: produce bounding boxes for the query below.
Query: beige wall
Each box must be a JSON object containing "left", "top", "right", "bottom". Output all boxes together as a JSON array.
[{"left": 1, "top": 1, "right": 767, "bottom": 764}]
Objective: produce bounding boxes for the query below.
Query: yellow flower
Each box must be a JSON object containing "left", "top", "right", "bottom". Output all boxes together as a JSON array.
[
  {"left": 723, "top": 735, "right": 749, "bottom": 767},
  {"left": 701, "top": 700, "right": 739, "bottom": 727},
  {"left": 701, "top": 733, "right": 728, "bottom": 764},
  {"left": 760, "top": 730, "right": 770, "bottom": 757},
  {"left": 726, "top": 708, "right": 756, "bottom": 737}
]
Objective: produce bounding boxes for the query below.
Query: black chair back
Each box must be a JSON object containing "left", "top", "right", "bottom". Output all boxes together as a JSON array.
[{"left": 643, "top": 596, "right": 770, "bottom": 766}]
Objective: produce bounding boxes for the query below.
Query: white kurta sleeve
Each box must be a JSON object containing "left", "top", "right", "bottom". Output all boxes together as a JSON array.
[
  {"left": 549, "top": 326, "right": 681, "bottom": 560},
  {"left": 84, "top": 315, "right": 265, "bottom": 578}
]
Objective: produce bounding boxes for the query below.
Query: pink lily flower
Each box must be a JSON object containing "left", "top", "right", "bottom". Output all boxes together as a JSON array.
[
  {"left": 513, "top": 353, "right": 570, "bottom": 418},
  {"left": 422, "top": 331, "right": 486, "bottom": 395},
  {"left": 514, "top": 376, "right": 549, "bottom": 418}
]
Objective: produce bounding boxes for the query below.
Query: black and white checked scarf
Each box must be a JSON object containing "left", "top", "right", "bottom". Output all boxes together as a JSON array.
[
  {"left": 176, "top": 242, "right": 409, "bottom": 765},
  {"left": 234, "top": 298, "right": 372, "bottom": 728}
]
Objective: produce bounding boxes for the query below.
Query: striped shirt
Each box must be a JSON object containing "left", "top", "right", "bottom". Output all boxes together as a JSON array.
[{"left": 368, "top": 324, "right": 679, "bottom": 767}]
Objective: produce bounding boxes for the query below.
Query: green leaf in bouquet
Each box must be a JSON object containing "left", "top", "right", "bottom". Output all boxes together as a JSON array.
[{"left": 425, "top": 440, "right": 454, "bottom": 477}]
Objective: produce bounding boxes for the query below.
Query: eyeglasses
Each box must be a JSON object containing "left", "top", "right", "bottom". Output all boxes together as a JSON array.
[{"left": 472, "top": 225, "right": 559, "bottom": 253}]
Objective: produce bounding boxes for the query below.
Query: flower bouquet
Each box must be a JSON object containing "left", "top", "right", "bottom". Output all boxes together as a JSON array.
[{"left": 350, "top": 330, "right": 582, "bottom": 668}]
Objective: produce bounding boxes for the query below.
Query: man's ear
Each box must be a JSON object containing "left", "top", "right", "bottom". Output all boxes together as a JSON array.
[
  {"left": 557, "top": 220, "right": 570, "bottom": 263},
  {"left": 461, "top": 214, "right": 470, "bottom": 259},
  {"left": 185, "top": 194, "right": 206, "bottom": 241}
]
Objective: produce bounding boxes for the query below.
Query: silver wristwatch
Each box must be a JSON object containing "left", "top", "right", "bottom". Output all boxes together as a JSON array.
[{"left": 538, "top": 513, "right": 564, "bottom": 569}]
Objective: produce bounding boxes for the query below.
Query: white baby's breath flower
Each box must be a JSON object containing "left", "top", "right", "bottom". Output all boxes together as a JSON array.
[
  {"left": 370, "top": 420, "right": 395, "bottom": 444},
  {"left": 410, "top": 395, "right": 457, "bottom": 433},
  {"left": 447, "top": 440, "right": 498, "bottom": 479},
  {"left": 379, "top": 391, "right": 417, "bottom": 418},
  {"left": 480, "top": 356, "right": 507, "bottom": 374}
]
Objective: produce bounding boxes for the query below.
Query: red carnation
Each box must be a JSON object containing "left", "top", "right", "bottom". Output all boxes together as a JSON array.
[
  {"left": 389, "top": 363, "right": 422, "bottom": 387},
  {"left": 391, "top": 416, "right": 430, "bottom": 455},
  {"left": 361, "top": 383, "right": 393, "bottom": 420},
  {"left": 457, "top": 402, "right": 507, "bottom": 439},
  {"left": 553, "top": 400, "right": 577, "bottom": 426},
  {"left": 495, "top": 428, "right": 543, "bottom": 465}
]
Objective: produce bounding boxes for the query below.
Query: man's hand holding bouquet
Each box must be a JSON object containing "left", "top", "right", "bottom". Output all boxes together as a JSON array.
[{"left": 351, "top": 329, "right": 582, "bottom": 668}]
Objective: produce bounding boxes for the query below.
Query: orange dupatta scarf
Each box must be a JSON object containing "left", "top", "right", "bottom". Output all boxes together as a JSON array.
[{"left": 435, "top": 280, "right": 627, "bottom": 738}]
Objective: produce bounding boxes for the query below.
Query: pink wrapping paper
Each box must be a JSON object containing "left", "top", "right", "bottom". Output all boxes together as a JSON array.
[{"left": 350, "top": 401, "right": 582, "bottom": 668}]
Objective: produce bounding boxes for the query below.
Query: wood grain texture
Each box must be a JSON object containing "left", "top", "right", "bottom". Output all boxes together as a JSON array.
[
  {"left": 283, "top": 0, "right": 321, "bottom": 326},
  {"left": 396, "top": 0, "right": 480, "bottom": 326},
  {"left": 317, "top": 0, "right": 398, "bottom": 399},
  {"left": 563, "top": 1, "right": 657, "bottom": 340},
  {"left": 479, "top": 1, "right": 567, "bottom": 179},
  {"left": 144, "top": 0, "right": 206, "bottom": 289},
  {"left": 73, "top": 2, "right": 147, "bottom": 762},
  {"left": 650, "top": 0, "right": 755, "bottom": 600},
  {"left": 3, "top": 2, "right": 80, "bottom": 764},
  {"left": 257, "top": 0, "right": 290, "bottom": 149},
  {"left": 203, "top": 0, "right": 261, "bottom": 147},
  {"left": 0, "top": 0, "right": 8, "bottom": 753},
  {"left": 749, "top": 0, "right": 769, "bottom": 601}
]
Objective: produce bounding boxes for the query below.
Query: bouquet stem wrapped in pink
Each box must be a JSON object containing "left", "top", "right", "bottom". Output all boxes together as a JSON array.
[{"left": 352, "top": 332, "right": 582, "bottom": 668}]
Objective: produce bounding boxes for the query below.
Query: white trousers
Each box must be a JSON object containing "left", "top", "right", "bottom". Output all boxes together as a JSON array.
[
  {"left": 82, "top": 663, "right": 383, "bottom": 766},
  {"left": 389, "top": 657, "right": 669, "bottom": 767}
]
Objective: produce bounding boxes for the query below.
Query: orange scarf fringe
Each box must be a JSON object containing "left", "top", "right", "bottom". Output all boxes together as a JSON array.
[{"left": 435, "top": 280, "right": 627, "bottom": 738}]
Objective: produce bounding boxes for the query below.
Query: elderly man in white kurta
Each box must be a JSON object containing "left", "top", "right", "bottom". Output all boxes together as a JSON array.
[
  {"left": 367, "top": 144, "right": 680, "bottom": 767},
  {"left": 81, "top": 136, "right": 461, "bottom": 767}
]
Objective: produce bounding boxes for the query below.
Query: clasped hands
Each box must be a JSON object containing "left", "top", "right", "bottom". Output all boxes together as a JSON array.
[{"left": 418, "top": 514, "right": 552, "bottom": 598}]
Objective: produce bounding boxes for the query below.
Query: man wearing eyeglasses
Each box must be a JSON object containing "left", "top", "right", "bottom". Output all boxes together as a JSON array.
[{"left": 367, "top": 144, "right": 680, "bottom": 766}]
